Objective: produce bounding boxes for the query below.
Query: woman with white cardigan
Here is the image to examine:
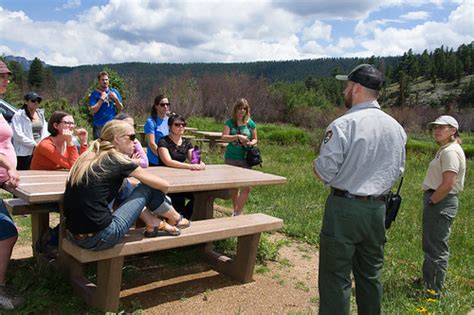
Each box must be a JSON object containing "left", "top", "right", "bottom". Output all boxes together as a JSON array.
[{"left": 11, "top": 92, "right": 48, "bottom": 170}]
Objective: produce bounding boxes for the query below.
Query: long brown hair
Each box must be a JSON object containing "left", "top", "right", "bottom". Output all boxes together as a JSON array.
[{"left": 232, "top": 98, "right": 250, "bottom": 125}]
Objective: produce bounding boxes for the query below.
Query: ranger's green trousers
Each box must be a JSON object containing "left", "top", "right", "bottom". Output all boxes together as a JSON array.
[
  {"left": 422, "top": 191, "right": 458, "bottom": 293},
  {"left": 319, "top": 194, "right": 386, "bottom": 315}
]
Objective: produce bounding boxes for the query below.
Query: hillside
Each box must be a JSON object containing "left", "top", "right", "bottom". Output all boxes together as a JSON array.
[
  {"left": 49, "top": 56, "right": 401, "bottom": 83},
  {"left": 383, "top": 74, "right": 474, "bottom": 108}
]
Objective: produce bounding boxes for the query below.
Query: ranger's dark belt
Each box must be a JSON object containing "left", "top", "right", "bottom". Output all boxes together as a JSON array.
[{"left": 332, "top": 188, "right": 385, "bottom": 202}]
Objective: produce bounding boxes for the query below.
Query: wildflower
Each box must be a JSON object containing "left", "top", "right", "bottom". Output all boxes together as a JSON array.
[
  {"left": 426, "top": 298, "right": 437, "bottom": 303},
  {"left": 426, "top": 289, "right": 436, "bottom": 295},
  {"left": 416, "top": 306, "right": 428, "bottom": 313}
]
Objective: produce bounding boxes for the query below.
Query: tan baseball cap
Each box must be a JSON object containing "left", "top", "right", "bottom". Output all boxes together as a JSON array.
[
  {"left": 0, "top": 61, "right": 12, "bottom": 75},
  {"left": 428, "top": 115, "right": 459, "bottom": 130}
]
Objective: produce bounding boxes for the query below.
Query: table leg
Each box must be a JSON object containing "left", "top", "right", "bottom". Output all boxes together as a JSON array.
[
  {"left": 209, "top": 138, "right": 216, "bottom": 150},
  {"left": 30, "top": 212, "right": 49, "bottom": 258},
  {"left": 192, "top": 189, "right": 237, "bottom": 254},
  {"left": 192, "top": 189, "right": 236, "bottom": 221}
]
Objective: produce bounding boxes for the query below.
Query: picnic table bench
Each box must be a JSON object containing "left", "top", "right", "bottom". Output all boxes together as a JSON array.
[
  {"left": 62, "top": 213, "right": 283, "bottom": 312},
  {"left": 6, "top": 166, "right": 287, "bottom": 312}
]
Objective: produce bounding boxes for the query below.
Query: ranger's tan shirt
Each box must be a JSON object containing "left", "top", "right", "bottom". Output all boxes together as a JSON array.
[{"left": 422, "top": 141, "right": 466, "bottom": 194}]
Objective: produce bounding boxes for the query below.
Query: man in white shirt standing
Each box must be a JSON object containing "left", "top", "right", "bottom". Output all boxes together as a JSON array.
[{"left": 313, "top": 64, "right": 407, "bottom": 315}]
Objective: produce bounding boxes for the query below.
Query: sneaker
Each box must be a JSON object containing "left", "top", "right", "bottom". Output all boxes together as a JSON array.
[{"left": 0, "top": 286, "right": 23, "bottom": 310}]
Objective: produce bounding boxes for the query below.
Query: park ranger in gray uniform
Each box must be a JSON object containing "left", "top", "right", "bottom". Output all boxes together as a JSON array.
[{"left": 313, "top": 64, "right": 407, "bottom": 315}]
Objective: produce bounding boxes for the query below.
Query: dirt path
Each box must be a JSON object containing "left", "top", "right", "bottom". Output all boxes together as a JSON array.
[{"left": 12, "top": 232, "right": 319, "bottom": 314}]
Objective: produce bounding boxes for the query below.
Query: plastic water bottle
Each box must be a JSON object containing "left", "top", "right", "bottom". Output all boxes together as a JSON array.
[{"left": 191, "top": 146, "right": 201, "bottom": 164}]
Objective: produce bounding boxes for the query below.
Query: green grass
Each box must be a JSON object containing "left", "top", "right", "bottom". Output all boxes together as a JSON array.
[{"left": 6, "top": 120, "right": 473, "bottom": 313}]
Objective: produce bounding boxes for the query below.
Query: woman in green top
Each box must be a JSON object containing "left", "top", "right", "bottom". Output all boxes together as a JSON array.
[{"left": 221, "top": 98, "right": 258, "bottom": 216}]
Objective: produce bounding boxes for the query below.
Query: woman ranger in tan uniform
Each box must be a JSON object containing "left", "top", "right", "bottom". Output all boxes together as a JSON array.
[{"left": 421, "top": 115, "right": 466, "bottom": 294}]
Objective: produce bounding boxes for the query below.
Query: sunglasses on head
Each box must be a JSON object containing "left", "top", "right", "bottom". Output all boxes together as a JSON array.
[
  {"left": 157, "top": 102, "right": 170, "bottom": 107},
  {"left": 125, "top": 134, "right": 136, "bottom": 141},
  {"left": 173, "top": 122, "right": 186, "bottom": 128}
]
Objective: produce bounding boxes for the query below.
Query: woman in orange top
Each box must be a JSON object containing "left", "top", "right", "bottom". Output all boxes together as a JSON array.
[{"left": 31, "top": 111, "right": 88, "bottom": 170}]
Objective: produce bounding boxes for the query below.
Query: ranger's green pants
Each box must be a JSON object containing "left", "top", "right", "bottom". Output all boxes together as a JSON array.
[
  {"left": 319, "top": 194, "right": 386, "bottom": 315},
  {"left": 422, "top": 191, "right": 458, "bottom": 293}
]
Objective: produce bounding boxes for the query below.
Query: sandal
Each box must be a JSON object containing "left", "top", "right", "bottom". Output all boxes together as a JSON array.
[
  {"left": 167, "top": 214, "right": 191, "bottom": 229},
  {"left": 144, "top": 221, "right": 181, "bottom": 237}
]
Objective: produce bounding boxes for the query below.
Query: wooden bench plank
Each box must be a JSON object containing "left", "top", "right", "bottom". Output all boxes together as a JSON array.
[
  {"left": 3, "top": 198, "right": 53, "bottom": 215},
  {"left": 63, "top": 213, "right": 283, "bottom": 263}
]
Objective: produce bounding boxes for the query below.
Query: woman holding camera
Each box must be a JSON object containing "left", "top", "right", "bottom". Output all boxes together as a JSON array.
[{"left": 221, "top": 98, "right": 258, "bottom": 216}]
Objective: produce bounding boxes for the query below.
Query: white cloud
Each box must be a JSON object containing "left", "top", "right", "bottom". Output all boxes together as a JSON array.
[
  {"left": 359, "top": 1, "right": 474, "bottom": 56},
  {"left": 60, "top": 0, "right": 81, "bottom": 10},
  {"left": 302, "top": 21, "right": 332, "bottom": 42},
  {"left": 400, "top": 11, "right": 430, "bottom": 20},
  {"left": 0, "top": 0, "right": 473, "bottom": 66}
]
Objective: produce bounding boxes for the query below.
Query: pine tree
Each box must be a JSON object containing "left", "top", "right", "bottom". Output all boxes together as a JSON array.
[{"left": 28, "top": 57, "right": 44, "bottom": 88}]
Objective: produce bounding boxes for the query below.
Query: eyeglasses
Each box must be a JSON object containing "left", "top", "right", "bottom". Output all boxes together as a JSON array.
[
  {"left": 157, "top": 102, "right": 170, "bottom": 107},
  {"left": 60, "top": 121, "right": 76, "bottom": 126},
  {"left": 30, "top": 100, "right": 40, "bottom": 104},
  {"left": 125, "top": 134, "right": 136, "bottom": 141},
  {"left": 173, "top": 123, "right": 186, "bottom": 128}
]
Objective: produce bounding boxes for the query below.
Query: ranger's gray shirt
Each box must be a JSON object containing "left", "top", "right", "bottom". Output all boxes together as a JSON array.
[{"left": 314, "top": 100, "right": 407, "bottom": 196}]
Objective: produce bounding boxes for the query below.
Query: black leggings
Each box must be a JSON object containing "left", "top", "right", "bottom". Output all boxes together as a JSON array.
[{"left": 16, "top": 155, "right": 32, "bottom": 170}]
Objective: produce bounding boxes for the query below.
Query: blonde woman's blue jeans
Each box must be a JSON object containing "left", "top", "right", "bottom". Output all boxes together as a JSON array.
[{"left": 70, "top": 184, "right": 172, "bottom": 251}]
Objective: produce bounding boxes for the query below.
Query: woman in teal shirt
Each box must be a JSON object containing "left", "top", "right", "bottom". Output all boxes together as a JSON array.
[{"left": 221, "top": 98, "right": 258, "bottom": 216}]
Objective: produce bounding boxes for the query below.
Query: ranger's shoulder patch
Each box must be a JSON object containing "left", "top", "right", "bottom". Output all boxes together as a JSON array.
[{"left": 323, "top": 130, "right": 333, "bottom": 144}]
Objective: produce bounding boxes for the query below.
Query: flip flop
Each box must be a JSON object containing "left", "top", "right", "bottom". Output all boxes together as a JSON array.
[{"left": 144, "top": 221, "right": 180, "bottom": 237}]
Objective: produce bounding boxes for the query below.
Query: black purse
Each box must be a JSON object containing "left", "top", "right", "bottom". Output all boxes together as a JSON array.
[
  {"left": 245, "top": 146, "right": 262, "bottom": 167},
  {"left": 236, "top": 122, "right": 262, "bottom": 167},
  {"left": 385, "top": 177, "right": 403, "bottom": 229}
]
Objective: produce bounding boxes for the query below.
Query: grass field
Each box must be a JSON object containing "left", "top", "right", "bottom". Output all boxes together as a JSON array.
[{"left": 3, "top": 120, "right": 473, "bottom": 314}]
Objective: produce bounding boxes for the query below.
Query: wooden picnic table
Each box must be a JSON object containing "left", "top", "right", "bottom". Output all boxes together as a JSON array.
[
  {"left": 8, "top": 165, "right": 286, "bottom": 245},
  {"left": 192, "top": 131, "right": 223, "bottom": 150}
]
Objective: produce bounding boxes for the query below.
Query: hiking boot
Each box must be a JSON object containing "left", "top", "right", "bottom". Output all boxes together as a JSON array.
[{"left": 0, "top": 285, "right": 23, "bottom": 310}]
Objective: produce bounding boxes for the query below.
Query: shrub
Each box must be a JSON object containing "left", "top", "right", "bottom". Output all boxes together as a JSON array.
[{"left": 267, "top": 128, "right": 309, "bottom": 145}]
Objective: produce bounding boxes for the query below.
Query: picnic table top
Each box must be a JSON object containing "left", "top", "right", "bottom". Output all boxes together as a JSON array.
[
  {"left": 192, "top": 131, "right": 223, "bottom": 138},
  {"left": 9, "top": 165, "right": 286, "bottom": 204}
]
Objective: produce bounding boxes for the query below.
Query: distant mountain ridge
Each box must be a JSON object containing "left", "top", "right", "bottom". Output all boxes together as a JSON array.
[
  {"left": 48, "top": 56, "right": 402, "bottom": 82},
  {"left": 3, "top": 55, "right": 48, "bottom": 71}
]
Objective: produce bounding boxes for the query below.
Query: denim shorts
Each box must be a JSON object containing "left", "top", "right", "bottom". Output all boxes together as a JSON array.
[{"left": 0, "top": 200, "right": 18, "bottom": 241}]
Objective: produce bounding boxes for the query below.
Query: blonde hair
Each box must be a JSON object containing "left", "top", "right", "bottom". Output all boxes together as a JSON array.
[
  {"left": 68, "top": 120, "right": 132, "bottom": 186},
  {"left": 232, "top": 98, "right": 250, "bottom": 124}
]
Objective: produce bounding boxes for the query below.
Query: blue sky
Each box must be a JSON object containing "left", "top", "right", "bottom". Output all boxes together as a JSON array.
[{"left": 0, "top": 0, "right": 472, "bottom": 66}]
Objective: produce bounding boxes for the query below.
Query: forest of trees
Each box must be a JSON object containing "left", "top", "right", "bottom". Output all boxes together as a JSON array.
[{"left": 1, "top": 42, "right": 473, "bottom": 131}]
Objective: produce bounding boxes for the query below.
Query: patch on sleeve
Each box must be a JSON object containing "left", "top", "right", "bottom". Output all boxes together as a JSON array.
[{"left": 323, "top": 130, "right": 333, "bottom": 144}]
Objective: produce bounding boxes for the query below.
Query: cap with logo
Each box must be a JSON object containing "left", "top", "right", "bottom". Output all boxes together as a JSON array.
[
  {"left": 24, "top": 92, "right": 43, "bottom": 103},
  {"left": 335, "top": 64, "right": 384, "bottom": 91},
  {"left": 427, "top": 115, "right": 459, "bottom": 130},
  {"left": 0, "top": 61, "right": 12, "bottom": 75}
]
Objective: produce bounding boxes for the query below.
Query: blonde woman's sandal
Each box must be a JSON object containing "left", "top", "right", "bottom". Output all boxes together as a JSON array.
[
  {"left": 167, "top": 214, "right": 191, "bottom": 229},
  {"left": 144, "top": 221, "right": 180, "bottom": 237}
]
